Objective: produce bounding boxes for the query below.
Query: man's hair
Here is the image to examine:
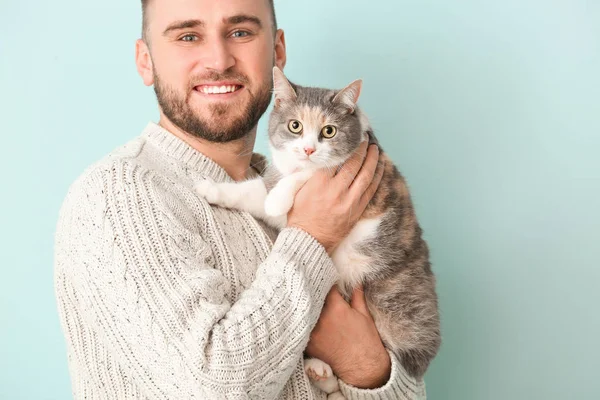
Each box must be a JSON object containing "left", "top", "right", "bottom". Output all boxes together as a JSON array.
[{"left": 141, "top": 0, "right": 278, "bottom": 41}]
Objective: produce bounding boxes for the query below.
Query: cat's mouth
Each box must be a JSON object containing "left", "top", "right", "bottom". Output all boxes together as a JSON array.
[{"left": 294, "top": 157, "right": 325, "bottom": 170}]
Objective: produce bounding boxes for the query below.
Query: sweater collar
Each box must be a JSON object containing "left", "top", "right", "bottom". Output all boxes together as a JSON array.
[{"left": 141, "top": 122, "right": 267, "bottom": 182}]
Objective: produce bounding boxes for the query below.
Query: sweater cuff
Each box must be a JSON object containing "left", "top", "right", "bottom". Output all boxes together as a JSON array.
[
  {"left": 268, "top": 227, "right": 338, "bottom": 297},
  {"left": 338, "top": 350, "right": 427, "bottom": 400}
]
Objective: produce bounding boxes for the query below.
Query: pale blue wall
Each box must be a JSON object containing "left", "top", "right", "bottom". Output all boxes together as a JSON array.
[{"left": 1, "top": 1, "right": 599, "bottom": 399}]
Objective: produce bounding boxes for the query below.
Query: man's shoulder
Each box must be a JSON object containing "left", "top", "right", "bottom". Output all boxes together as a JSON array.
[
  {"left": 59, "top": 134, "right": 156, "bottom": 212},
  {"left": 60, "top": 131, "right": 202, "bottom": 224},
  {"left": 70, "top": 133, "right": 160, "bottom": 192}
]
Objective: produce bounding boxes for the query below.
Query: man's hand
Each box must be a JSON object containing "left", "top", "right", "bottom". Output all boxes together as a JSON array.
[
  {"left": 287, "top": 141, "right": 384, "bottom": 254},
  {"left": 305, "top": 286, "right": 392, "bottom": 389}
]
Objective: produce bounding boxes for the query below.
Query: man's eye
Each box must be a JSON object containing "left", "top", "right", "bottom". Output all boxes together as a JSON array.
[
  {"left": 231, "top": 31, "right": 250, "bottom": 38},
  {"left": 180, "top": 34, "right": 198, "bottom": 42}
]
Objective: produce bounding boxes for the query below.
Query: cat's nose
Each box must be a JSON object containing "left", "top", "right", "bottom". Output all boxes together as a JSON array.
[{"left": 304, "top": 147, "right": 316, "bottom": 156}]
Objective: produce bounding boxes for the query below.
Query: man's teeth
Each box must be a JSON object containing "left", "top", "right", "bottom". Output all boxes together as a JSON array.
[{"left": 200, "top": 85, "right": 239, "bottom": 94}]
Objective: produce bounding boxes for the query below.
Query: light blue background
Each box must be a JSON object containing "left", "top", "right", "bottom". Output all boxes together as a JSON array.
[{"left": 1, "top": 1, "right": 599, "bottom": 399}]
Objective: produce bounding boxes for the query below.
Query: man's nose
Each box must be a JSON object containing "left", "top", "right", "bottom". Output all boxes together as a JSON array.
[
  {"left": 304, "top": 147, "right": 316, "bottom": 156},
  {"left": 202, "top": 38, "right": 235, "bottom": 72}
]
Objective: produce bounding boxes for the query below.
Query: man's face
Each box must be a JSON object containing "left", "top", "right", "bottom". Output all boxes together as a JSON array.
[{"left": 140, "top": 0, "right": 285, "bottom": 142}]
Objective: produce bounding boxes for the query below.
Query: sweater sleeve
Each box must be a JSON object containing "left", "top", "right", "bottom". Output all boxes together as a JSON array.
[
  {"left": 54, "top": 164, "right": 338, "bottom": 399},
  {"left": 339, "top": 350, "right": 427, "bottom": 400}
]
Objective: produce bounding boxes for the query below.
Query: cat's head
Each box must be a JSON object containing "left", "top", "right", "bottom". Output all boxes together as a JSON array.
[{"left": 268, "top": 67, "right": 368, "bottom": 175}]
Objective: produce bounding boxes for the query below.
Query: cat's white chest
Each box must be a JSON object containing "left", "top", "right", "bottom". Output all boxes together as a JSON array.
[{"left": 331, "top": 217, "right": 383, "bottom": 288}]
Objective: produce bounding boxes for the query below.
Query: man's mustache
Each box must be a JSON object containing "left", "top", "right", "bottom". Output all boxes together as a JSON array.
[{"left": 191, "top": 70, "right": 250, "bottom": 86}]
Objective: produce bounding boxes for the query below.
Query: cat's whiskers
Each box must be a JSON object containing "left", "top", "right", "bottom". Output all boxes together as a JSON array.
[
  {"left": 331, "top": 159, "right": 363, "bottom": 182},
  {"left": 319, "top": 161, "right": 338, "bottom": 178},
  {"left": 236, "top": 148, "right": 255, "bottom": 158}
]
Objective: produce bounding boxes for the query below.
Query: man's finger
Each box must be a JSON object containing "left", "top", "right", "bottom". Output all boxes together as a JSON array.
[
  {"left": 358, "top": 155, "right": 385, "bottom": 213},
  {"left": 348, "top": 144, "right": 380, "bottom": 198},
  {"left": 325, "top": 285, "right": 344, "bottom": 305},
  {"left": 315, "top": 163, "right": 338, "bottom": 179},
  {"left": 350, "top": 285, "right": 373, "bottom": 319},
  {"left": 333, "top": 140, "right": 369, "bottom": 189}
]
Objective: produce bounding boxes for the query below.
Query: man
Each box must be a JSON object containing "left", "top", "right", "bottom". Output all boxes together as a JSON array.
[{"left": 54, "top": 0, "right": 427, "bottom": 398}]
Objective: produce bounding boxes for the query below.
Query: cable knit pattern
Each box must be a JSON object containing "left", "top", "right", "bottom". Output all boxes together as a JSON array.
[{"left": 54, "top": 122, "right": 427, "bottom": 399}]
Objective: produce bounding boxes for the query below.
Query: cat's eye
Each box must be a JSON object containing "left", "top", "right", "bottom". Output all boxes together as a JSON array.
[
  {"left": 321, "top": 125, "right": 337, "bottom": 138},
  {"left": 288, "top": 120, "right": 303, "bottom": 134}
]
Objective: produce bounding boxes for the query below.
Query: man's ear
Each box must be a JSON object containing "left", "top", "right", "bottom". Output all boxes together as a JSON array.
[
  {"left": 274, "top": 29, "right": 287, "bottom": 71},
  {"left": 136, "top": 39, "right": 154, "bottom": 86},
  {"left": 332, "top": 79, "right": 363, "bottom": 114},
  {"left": 272, "top": 66, "right": 297, "bottom": 108}
]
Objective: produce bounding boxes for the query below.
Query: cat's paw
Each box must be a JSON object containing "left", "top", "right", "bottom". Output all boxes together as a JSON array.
[
  {"left": 194, "top": 179, "right": 221, "bottom": 205},
  {"left": 304, "top": 358, "right": 333, "bottom": 382},
  {"left": 264, "top": 190, "right": 294, "bottom": 217},
  {"left": 266, "top": 215, "right": 288, "bottom": 231},
  {"left": 327, "top": 393, "right": 346, "bottom": 400}
]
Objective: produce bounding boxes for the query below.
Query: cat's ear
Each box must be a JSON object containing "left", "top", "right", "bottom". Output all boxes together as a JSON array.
[
  {"left": 272, "top": 66, "right": 297, "bottom": 108},
  {"left": 332, "top": 79, "right": 363, "bottom": 114}
]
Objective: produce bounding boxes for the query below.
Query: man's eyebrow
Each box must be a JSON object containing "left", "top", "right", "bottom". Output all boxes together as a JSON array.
[
  {"left": 163, "top": 19, "right": 204, "bottom": 35},
  {"left": 226, "top": 14, "right": 263, "bottom": 28}
]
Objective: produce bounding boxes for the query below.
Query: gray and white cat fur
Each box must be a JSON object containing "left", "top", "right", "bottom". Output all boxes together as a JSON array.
[{"left": 195, "top": 67, "right": 441, "bottom": 399}]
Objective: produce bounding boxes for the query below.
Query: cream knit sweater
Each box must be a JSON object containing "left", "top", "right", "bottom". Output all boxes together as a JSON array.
[{"left": 54, "top": 122, "right": 427, "bottom": 399}]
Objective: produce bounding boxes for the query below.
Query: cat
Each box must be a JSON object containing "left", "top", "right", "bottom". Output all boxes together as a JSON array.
[{"left": 195, "top": 66, "right": 441, "bottom": 399}]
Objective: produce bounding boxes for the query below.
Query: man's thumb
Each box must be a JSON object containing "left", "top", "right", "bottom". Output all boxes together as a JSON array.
[{"left": 350, "top": 285, "right": 372, "bottom": 318}]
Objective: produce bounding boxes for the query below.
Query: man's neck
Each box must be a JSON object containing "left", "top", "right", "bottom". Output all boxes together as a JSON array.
[{"left": 158, "top": 116, "right": 257, "bottom": 182}]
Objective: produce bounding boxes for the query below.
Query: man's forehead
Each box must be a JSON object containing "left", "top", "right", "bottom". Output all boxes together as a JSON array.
[{"left": 147, "top": 0, "right": 270, "bottom": 26}]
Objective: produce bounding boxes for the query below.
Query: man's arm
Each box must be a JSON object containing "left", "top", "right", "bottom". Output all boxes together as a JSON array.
[{"left": 54, "top": 164, "right": 337, "bottom": 399}]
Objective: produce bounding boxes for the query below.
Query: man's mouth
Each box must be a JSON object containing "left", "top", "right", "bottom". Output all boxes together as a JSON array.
[{"left": 195, "top": 84, "right": 244, "bottom": 95}]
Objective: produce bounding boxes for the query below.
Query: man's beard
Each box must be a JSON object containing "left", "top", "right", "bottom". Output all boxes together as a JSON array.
[{"left": 153, "top": 69, "right": 273, "bottom": 143}]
